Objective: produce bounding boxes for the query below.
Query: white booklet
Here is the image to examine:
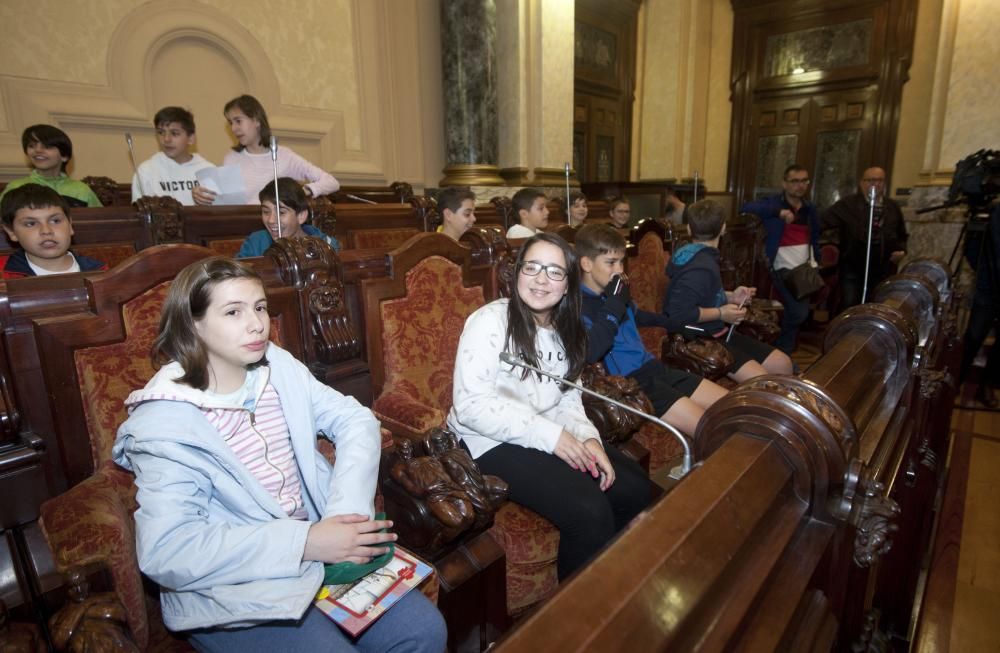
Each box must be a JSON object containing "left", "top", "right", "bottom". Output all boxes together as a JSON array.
[{"left": 195, "top": 165, "right": 247, "bottom": 205}]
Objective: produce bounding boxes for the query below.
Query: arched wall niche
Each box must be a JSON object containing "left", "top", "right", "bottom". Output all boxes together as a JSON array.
[{"left": 0, "top": 0, "right": 403, "bottom": 184}]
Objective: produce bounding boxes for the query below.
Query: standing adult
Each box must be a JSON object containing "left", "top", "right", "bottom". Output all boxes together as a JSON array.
[
  {"left": 741, "top": 164, "right": 821, "bottom": 355},
  {"left": 822, "top": 167, "right": 907, "bottom": 312}
]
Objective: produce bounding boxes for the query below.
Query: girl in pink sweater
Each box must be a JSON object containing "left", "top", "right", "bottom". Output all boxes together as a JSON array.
[{"left": 194, "top": 95, "right": 340, "bottom": 205}]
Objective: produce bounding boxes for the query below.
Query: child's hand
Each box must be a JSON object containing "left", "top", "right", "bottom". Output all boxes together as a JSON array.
[
  {"left": 779, "top": 209, "right": 795, "bottom": 223},
  {"left": 719, "top": 304, "right": 747, "bottom": 324},
  {"left": 583, "top": 438, "right": 615, "bottom": 491},
  {"left": 192, "top": 186, "right": 217, "bottom": 205},
  {"left": 732, "top": 286, "right": 756, "bottom": 305},
  {"left": 607, "top": 273, "right": 631, "bottom": 306},
  {"left": 554, "top": 431, "right": 597, "bottom": 475},
  {"left": 303, "top": 514, "right": 397, "bottom": 564}
]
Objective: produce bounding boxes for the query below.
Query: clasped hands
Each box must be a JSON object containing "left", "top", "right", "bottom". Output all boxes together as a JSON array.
[{"left": 554, "top": 432, "right": 615, "bottom": 491}]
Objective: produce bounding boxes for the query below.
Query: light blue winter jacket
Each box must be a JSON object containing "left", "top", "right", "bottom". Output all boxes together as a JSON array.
[{"left": 112, "top": 343, "right": 381, "bottom": 632}]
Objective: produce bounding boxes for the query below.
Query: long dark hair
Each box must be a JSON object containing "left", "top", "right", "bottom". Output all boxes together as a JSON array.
[
  {"left": 224, "top": 95, "right": 272, "bottom": 151},
  {"left": 152, "top": 257, "right": 267, "bottom": 389},
  {"left": 505, "top": 232, "right": 586, "bottom": 381}
]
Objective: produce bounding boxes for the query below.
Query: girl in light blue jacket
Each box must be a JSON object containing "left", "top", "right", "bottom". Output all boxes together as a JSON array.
[{"left": 113, "top": 257, "right": 445, "bottom": 652}]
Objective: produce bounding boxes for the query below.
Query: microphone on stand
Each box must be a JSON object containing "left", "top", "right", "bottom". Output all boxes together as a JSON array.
[
  {"left": 499, "top": 352, "right": 694, "bottom": 478},
  {"left": 861, "top": 184, "right": 877, "bottom": 303},
  {"left": 125, "top": 133, "right": 148, "bottom": 199},
  {"left": 345, "top": 194, "right": 378, "bottom": 205},
  {"left": 269, "top": 136, "right": 282, "bottom": 239},
  {"left": 692, "top": 170, "right": 699, "bottom": 204},
  {"left": 564, "top": 162, "right": 571, "bottom": 221}
]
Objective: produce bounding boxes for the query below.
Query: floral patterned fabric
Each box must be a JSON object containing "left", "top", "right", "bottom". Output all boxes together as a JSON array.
[
  {"left": 374, "top": 257, "right": 485, "bottom": 428},
  {"left": 628, "top": 232, "right": 670, "bottom": 314},
  {"left": 629, "top": 232, "right": 672, "bottom": 357},
  {"left": 39, "top": 462, "right": 151, "bottom": 649},
  {"left": 489, "top": 503, "right": 559, "bottom": 615},
  {"left": 74, "top": 282, "right": 168, "bottom": 467}
]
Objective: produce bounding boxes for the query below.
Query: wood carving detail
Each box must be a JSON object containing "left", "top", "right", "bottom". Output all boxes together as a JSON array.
[
  {"left": 308, "top": 196, "right": 337, "bottom": 238},
  {"left": 136, "top": 196, "right": 183, "bottom": 244},
  {"left": 49, "top": 569, "right": 139, "bottom": 653},
  {"left": 268, "top": 237, "right": 360, "bottom": 364},
  {"left": 916, "top": 367, "right": 951, "bottom": 400},
  {"left": 423, "top": 427, "right": 508, "bottom": 531},
  {"left": 851, "top": 481, "right": 900, "bottom": 568},
  {"left": 580, "top": 363, "right": 650, "bottom": 445}
]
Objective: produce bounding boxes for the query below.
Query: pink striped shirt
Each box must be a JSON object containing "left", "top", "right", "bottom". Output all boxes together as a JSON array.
[{"left": 202, "top": 383, "right": 308, "bottom": 519}]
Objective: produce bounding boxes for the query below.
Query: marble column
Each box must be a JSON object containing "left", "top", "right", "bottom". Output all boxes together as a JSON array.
[{"left": 440, "top": 0, "right": 504, "bottom": 186}]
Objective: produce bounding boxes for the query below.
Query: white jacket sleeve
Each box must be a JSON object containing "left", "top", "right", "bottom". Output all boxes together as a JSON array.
[
  {"left": 307, "top": 372, "right": 382, "bottom": 519},
  {"left": 553, "top": 387, "right": 601, "bottom": 444},
  {"left": 126, "top": 442, "right": 313, "bottom": 592},
  {"left": 451, "top": 307, "right": 564, "bottom": 453}
]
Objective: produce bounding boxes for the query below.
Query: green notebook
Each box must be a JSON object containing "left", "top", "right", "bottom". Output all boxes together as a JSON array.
[{"left": 322, "top": 512, "right": 394, "bottom": 585}]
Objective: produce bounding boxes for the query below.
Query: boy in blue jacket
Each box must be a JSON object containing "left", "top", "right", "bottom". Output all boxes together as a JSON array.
[
  {"left": 663, "top": 200, "right": 792, "bottom": 381},
  {"left": 237, "top": 178, "right": 340, "bottom": 258}
]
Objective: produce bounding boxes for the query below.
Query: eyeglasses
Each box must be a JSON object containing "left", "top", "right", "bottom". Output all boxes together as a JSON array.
[
  {"left": 520, "top": 261, "right": 568, "bottom": 282},
  {"left": 785, "top": 178, "right": 811, "bottom": 185}
]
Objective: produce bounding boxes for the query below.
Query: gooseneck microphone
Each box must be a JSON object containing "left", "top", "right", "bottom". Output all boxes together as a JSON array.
[
  {"left": 499, "top": 352, "right": 693, "bottom": 478},
  {"left": 345, "top": 194, "right": 377, "bottom": 205},
  {"left": 269, "top": 136, "right": 282, "bottom": 239},
  {"left": 862, "top": 184, "right": 877, "bottom": 303},
  {"left": 125, "top": 132, "right": 148, "bottom": 199},
  {"left": 564, "top": 162, "right": 571, "bottom": 218}
]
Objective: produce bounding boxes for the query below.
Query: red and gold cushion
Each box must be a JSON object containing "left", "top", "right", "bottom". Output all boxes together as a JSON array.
[
  {"left": 375, "top": 256, "right": 485, "bottom": 425},
  {"left": 628, "top": 232, "right": 669, "bottom": 314},
  {"left": 39, "top": 462, "right": 149, "bottom": 648},
  {"left": 489, "top": 504, "right": 559, "bottom": 615},
  {"left": 74, "top": 282, "right": 168, "bottom": 467}
]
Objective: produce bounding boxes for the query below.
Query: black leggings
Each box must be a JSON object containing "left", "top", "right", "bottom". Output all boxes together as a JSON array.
[{"left": 476, "top": 442, "right": 651, "bottom": 580}]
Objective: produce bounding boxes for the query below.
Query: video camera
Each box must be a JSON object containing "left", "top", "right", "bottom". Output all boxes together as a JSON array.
[{"left": 949, "top": 149, "right": 1000, "bottom": 216}]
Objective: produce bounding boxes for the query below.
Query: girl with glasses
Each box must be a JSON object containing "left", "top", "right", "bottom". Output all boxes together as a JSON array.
[{"left": 447, "top": 232, "right": 651, "bottom": 581}]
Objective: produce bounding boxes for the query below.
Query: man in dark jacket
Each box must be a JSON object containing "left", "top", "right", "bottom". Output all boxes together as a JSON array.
[{"left": 822, "top": 167, "right": 907, "bottom": 312}]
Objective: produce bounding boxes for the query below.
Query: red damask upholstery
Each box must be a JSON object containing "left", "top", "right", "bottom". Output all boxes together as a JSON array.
[
  {"left": 350, "top": 228, "right": 421, "bottom": 250},
  {"left": 74, "top": 243, "right": 138, "bottom": 269},
  {"left": 373, "top": 256, "right": 486, "bottom": 435},
  {"left": 364, "top": 236, "right": 562, "bottom": 615},
  {"left": 74, "top": 283, "right": 167, "bottom": 468},
  {"left": 628, "top": 231, "right": 671, "bottom": 355},
  {"left": 205, "top": 239, "right": 244, "bottom": 258}
]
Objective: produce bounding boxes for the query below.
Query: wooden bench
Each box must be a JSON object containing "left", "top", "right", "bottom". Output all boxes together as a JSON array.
[{"left": 493, "top": 259, "right": 959, "bottom": 651}]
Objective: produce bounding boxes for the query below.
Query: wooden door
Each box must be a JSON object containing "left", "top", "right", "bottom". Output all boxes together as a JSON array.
[
  {"left": 574, "top": 0, "right": 640, "bottom": 184},
  {"left": 728, "top": 0, "right": 917, "bottom": 209}
]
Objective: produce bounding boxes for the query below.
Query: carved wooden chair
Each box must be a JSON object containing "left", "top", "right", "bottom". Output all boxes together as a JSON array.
[
  {"left": 361, "top": 232, "right": 561, "bottom": 616},
  {"left": 32, "top": 244, "right": 437, "bottom": 650}
]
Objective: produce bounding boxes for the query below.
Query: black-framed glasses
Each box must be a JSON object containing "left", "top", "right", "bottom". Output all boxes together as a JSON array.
[{"left": 519, "top": 261, "right": 568, "bottom": 282}]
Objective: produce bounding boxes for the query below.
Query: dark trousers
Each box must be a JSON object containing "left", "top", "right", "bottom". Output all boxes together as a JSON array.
[
  {"left": 476, "top": 442, "right": 651, "bottom": 580},
  {"left": 961, "top": 291, "right": 1000, "bottom": 387},
  {"left": 770, "top": 269, "right": 810, "bottom": 355},
  {"left": 838, "top": 260, "right": 892, "bottom": 313}
]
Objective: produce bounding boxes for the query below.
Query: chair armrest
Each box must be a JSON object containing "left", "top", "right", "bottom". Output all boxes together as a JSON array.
[
  {"left": 662, "top": 333, "right": 733, "bottom": 381},
  {"left": 580, "top": 363, "right": 653, "bottom": 445},
  {"left": 48, "top": 569, "right": 139, "bottom": 652},
  {"left": 373, "top": 390, "right": 446, "bottom": 439},
  {"left": 39, "top": 463, "right": 149, "bottom": 650}
]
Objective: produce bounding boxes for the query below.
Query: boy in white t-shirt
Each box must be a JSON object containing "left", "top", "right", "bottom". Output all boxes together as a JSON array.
[{"left": 131, "top": 107, "right": 215, "bottom": 205}]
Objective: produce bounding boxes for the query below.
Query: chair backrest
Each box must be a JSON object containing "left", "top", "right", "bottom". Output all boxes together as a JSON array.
[
  {"left": 361, "top": 234, "right": 491, "bottom": 420},
  {"left": 31, "top": 245, "right": 305, "bottom": 485},
  {"left": 627, "top": 219, "right": 673, "bottom": 314}
]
